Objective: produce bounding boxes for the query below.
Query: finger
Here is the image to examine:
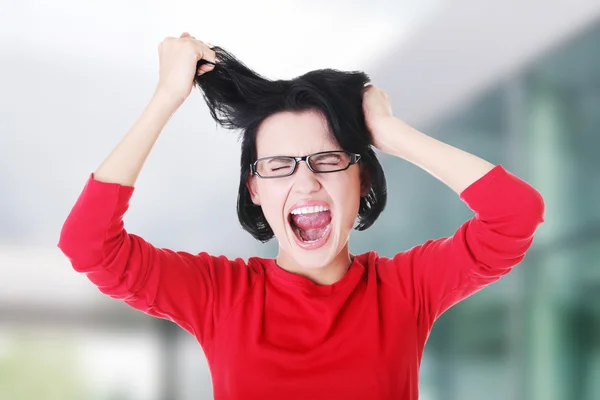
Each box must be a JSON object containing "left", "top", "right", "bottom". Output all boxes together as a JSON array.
[
  {"left": 181, "top": 33, "right": 198, "bottom": 41},
  {"left": 197, "top": 63, "right": 215, "bottom": 76},
  {"left": 197, "top": 41, "right": 217, "bottom": 64},
  {"left": 200, "top": 62, "right": 215, "bottom": 70},
  {"left": 201, "top": 43, "right": 217, "bottom": 63}
]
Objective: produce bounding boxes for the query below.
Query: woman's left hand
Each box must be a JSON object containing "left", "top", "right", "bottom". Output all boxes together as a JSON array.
[
  {"left": 362, "top": 84, "right": 412, "bottom": 155},
  {"left": 362, "top": 84, "right": 497, "bottom": 193}
]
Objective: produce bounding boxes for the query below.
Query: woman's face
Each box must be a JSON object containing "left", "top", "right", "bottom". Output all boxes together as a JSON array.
[{"left": 248, "top": 110, "right": 365, "bottom": 269}]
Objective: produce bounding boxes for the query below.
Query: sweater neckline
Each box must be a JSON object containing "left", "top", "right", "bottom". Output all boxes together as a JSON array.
[{"left": 261, "top": 253, "right": 367, "bottom": 296}]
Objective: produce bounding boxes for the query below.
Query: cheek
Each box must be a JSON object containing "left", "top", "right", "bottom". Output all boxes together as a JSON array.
[
  {"left": 328, "top": 173, "right": 362, "bottom": 222},
  {"left": 256, "top": 182, "right": 288, "bottom": 227}
]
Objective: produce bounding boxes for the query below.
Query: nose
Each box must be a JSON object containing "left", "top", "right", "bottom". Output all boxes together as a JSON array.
[{"left": 292, "top": 161, "right": 321, "bottom": 194}]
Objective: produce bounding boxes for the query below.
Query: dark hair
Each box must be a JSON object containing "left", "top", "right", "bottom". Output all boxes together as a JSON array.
[{"left": 194, "top": 47, "right": 387, "bottom": 242}]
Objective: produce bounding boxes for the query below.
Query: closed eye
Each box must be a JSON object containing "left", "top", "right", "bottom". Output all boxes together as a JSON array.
[{"left": 313, "top": 155, "right": 343, "bottom": 165}]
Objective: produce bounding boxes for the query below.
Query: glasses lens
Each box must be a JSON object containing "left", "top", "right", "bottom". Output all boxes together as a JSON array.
[
  {"left": 309, "top": 151, "right": 351, "bottom": 172},
  {"left": 256, "top": 157, "right": 295, "bottom": 177}
]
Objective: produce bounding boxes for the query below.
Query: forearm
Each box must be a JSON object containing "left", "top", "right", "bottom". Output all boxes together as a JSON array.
[
  {"left": 381, "top": 118, "right": 495, "bottom": 194},
  {"left": 94, "top": 89, "right": 182, "bottom": 186}
]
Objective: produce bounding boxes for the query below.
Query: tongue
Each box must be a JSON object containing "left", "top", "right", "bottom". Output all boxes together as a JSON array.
[
  {"left": 291, "top": 211, "right": 332, "bottom": 242},
  {"left": 291, "top": 211, "right": 331, "bottom": 230}
]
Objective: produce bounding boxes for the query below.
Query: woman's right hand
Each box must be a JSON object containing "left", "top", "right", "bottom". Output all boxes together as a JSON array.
[{"left": 155, "top": 32, "right": 216, "bottom": 106}]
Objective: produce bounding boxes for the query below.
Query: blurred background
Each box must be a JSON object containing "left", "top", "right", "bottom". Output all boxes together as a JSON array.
[{"left": 1, "top": 0, "right": 599, "bottom": 399}]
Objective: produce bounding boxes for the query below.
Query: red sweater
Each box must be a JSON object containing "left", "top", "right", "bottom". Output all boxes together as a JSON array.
[{"left": 57, "top": 165, "right": 544, "bottom": 399}]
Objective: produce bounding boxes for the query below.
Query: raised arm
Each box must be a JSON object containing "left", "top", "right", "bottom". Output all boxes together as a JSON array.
[
  {"left": 94, "top": 32, "right": 215, "bottom": 186},
  {"left": 363, "top": 86, "right": 545, "bottom": 335},
  {"left": 57, "top": 34, "right": 254, "bottom": 346},
  {"left": 383, "top": 165, "right": 544, "bottom": 330}
]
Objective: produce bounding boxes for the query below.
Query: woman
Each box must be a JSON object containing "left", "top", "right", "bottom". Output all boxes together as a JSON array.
[{"left": 58, "top": 33, "right": 545, "bottom": 399}]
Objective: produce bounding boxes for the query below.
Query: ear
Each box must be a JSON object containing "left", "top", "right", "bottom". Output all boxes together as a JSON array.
[
  {"left": 359, "top": 164, "right": 372, "bottom": 197},
  {"left": 246, "top": 173, "right": 261, "bottom": 205}
]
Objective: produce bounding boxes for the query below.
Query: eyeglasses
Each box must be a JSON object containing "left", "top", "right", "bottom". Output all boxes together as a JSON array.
[{"left": 250, "top": 150, "right": 362, "bottom": 179}]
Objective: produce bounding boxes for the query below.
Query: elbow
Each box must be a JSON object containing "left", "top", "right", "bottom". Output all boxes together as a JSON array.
[
  {"left": 537, "top": 192, "right": 546, "bottom": 223},
  {"left": 463, "top": 187, "right": 545, "bottom": 273},
  {"left": 467, "top": 194, "right": 545, "bottom": 269},
  {"left": 57, "top": 218, "right": 77, "bottom": 259},
  {"left": 521, "top": 188, "right": 546, "bottom": 236},
  {"left": 57, "top": 216, "right": 106, "bottom": 271}
]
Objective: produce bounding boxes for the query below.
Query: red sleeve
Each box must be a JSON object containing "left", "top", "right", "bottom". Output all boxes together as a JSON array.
[
  {"left": 381, "top": 165, "right": 545, "bottom": 334},
  {"left": 57, "top": 175, "right": 257, "bottom": 346}
]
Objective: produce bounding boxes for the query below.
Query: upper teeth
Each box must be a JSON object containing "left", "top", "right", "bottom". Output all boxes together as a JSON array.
[{"left": 290, "top": 205, "right": 329, "bottom": 215}]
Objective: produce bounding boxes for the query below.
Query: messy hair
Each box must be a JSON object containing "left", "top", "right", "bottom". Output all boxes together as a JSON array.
[{"left": 194, "top": 47, "right": 387, "bottom": 242}]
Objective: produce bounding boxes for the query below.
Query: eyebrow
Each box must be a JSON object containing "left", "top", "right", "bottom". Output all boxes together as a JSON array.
[
  {"left": 265, "top": 156, "right": 294, "bottom": 162},
  {"left": 259, "top": 149, "right": 344, "bottom": 159}
]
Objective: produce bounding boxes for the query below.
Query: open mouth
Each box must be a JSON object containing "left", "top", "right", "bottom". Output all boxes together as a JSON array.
[{"left": 288, "top": 204, "right": 332, "bottom": 249}]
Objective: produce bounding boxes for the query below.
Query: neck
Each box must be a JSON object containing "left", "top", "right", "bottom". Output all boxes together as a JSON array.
[{"left": 276, "top": 245, "right": 353, "bottom": 285}]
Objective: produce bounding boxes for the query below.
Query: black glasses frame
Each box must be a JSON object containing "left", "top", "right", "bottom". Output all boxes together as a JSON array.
[{"left": 250, "top": 150, "right": 362, "bottom": 179}]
